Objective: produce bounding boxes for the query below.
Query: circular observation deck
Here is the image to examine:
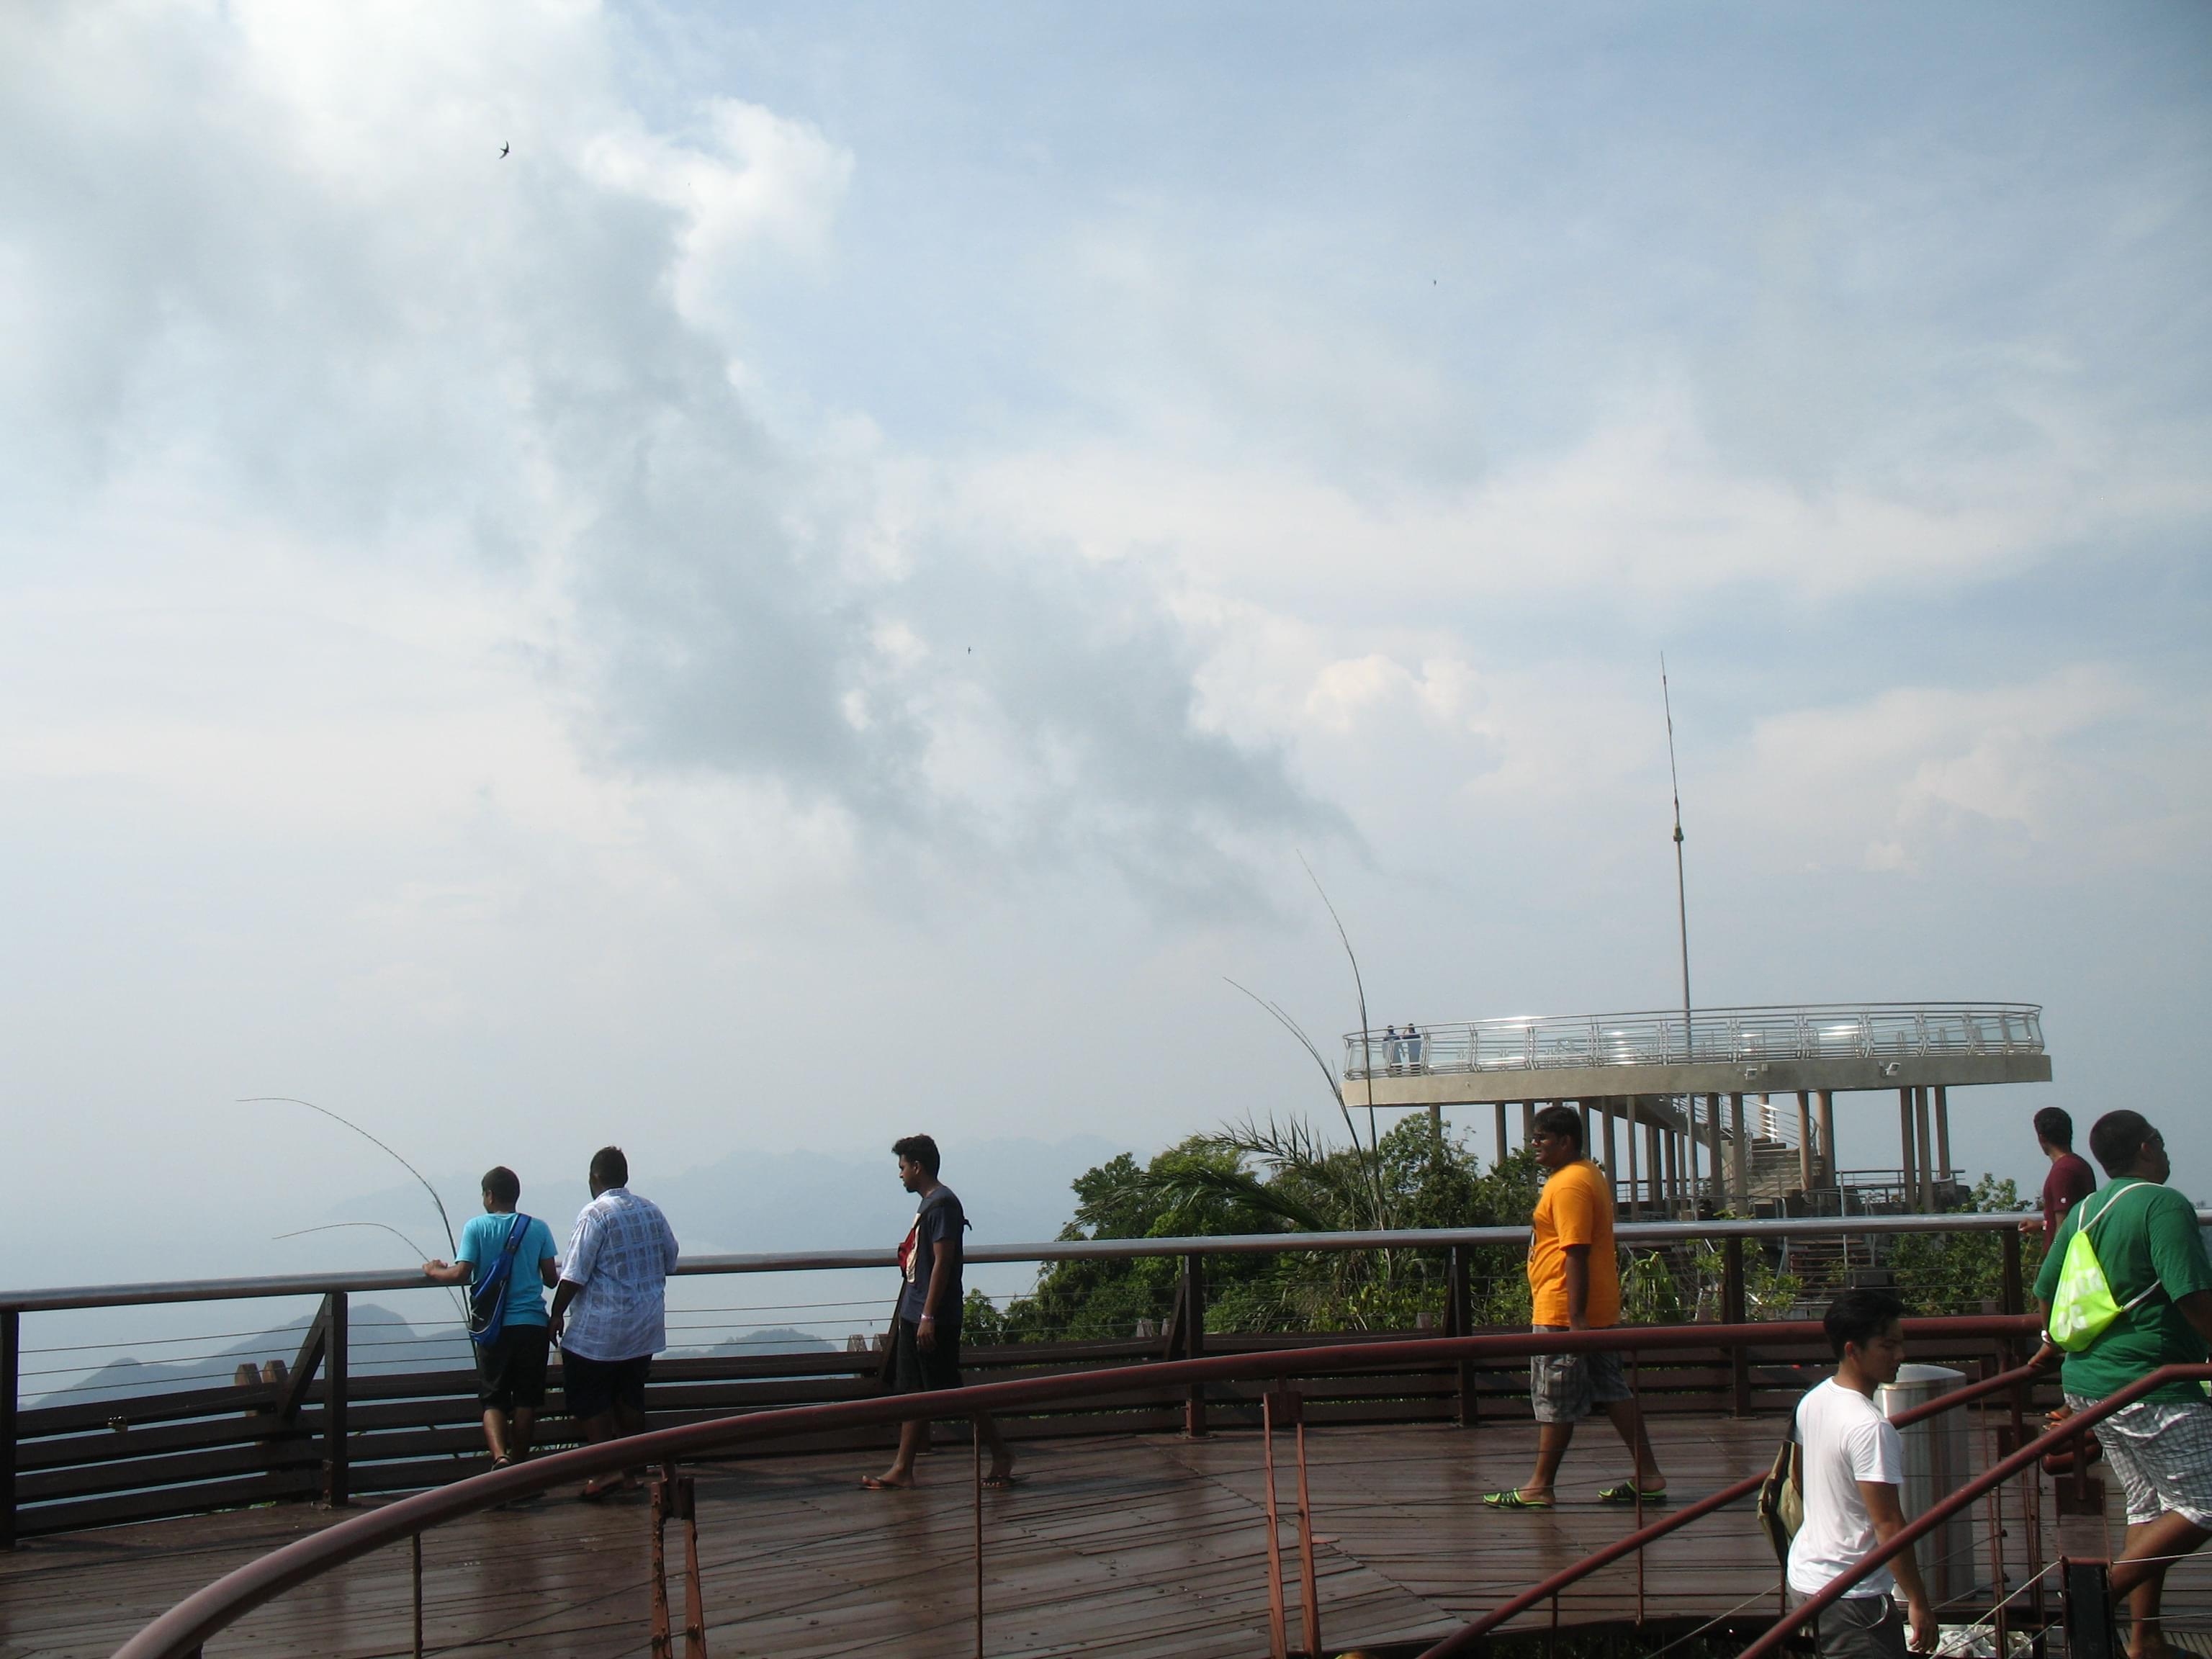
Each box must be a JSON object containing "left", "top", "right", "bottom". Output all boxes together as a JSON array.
[{"left": 1341, "top": 1002, "right": 2049, "bottom": 1108}]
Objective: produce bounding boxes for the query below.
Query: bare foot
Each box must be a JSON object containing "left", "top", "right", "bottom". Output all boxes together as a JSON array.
[
  {"left": 982, "top": 1464, "right": 1020, "bottom": 1489},
  {"left": 860, "top": 1472, "right": 914, "bottom": 1491}
]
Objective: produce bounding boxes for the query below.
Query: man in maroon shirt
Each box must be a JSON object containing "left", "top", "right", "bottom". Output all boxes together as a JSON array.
[{"left": 2020, "top": 1106, "right": 2098, "bottom": 1250}]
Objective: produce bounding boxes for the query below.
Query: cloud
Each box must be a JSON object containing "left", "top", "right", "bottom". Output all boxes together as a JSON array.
[
  {"left": 0, "top": 3, "right": 1331, "bottom": 908},
  {"left": 1726, "top": 667, "right": 2210, "bottom": 878}
]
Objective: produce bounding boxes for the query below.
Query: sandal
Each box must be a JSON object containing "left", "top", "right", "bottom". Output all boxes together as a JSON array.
[
  {"left": 1483, "top": 1488, "right": 1553, "bottom": 1509},
  {"left": 1597, "top": 1482, "right": 1668, "bottom": 1506}
]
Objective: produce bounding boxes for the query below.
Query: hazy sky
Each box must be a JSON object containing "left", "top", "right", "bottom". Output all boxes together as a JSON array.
[{"left": 5, "top": 3, "right": 2209, "bottom": 1288}]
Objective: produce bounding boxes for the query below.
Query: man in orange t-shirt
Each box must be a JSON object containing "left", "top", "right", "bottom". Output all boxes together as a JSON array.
[{"left": 1485, "top": 1104, "right": 1667, "bottom": 1509}]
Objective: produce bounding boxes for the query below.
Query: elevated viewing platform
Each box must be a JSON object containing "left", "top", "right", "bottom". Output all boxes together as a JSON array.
[
  {"left": 1342, "top": 1002, "right": 2049, "bottom": 1102},
  {"left": 1344, "top": 1002, "right": 2051, "bottom": 1218}
]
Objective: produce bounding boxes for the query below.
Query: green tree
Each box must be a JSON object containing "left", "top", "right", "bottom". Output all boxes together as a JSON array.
[
  {"left": 1892, "top": 1174, "right": 2034, "bottom": 1316},
  {"left": 993, "top": 1118, "right": 1544, "bottom": 1341}
]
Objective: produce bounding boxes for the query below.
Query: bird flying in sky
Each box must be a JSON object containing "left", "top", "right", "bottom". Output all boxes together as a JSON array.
[{"left": 498, "top": 142, "right": 510, "bottom": 158}]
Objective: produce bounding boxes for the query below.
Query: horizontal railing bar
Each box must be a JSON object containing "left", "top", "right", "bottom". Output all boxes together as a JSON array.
[{"left": 9, "top": 1210, "right": 2199, "bottom": 1313}]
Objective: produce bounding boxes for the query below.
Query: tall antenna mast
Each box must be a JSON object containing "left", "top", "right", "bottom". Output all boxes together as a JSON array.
[{"left": 1660, "top": 656, "right": 1693, "bottom": 1058}]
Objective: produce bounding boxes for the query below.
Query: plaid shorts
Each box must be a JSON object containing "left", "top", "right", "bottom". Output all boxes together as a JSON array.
[
  {"left": 2067, "top": 1392, "right": 2212, "bottom": 1528},
  {"left": 1529, "top": 1326, "right": 1634, "bottom": 1424}
]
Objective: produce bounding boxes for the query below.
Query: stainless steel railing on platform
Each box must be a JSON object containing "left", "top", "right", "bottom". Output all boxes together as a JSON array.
[{"left": 1345, "top": 1002, "right": 2045, "bottom": 1079}]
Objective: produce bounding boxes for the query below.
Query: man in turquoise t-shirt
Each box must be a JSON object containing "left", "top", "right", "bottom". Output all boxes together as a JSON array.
[
  {"left": 2031, "top": 1110, "right": 2212, "bottom": 1659},
  {"left": 424, "top": 1166, "right": 560, "bottom": 1470}
]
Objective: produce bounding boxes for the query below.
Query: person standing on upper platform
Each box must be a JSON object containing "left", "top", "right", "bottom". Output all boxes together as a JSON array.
[
  {"left": 1484, "top": 1104, "right": 1665, "bottom": 1510},
  {"left": 2020, "top": 1106, "right": 2098, "bottom": 1251}
]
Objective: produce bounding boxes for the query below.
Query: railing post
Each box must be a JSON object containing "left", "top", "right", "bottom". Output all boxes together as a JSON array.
[
  {"left": 2000, "top": 1228, "right": 2025, "bottom": 1317},
  {"left": 1448, "top": 1244, "right": 1477, "bottom": 1428},
  {"left": 1, "top": 1307, "right": 17, "bottom": 1552},
  {"left": 1722, "top": 1237, "right": 1750, "bottom": 1416},
  {"left": 322, "top": 1292, "right": 349, "bottom": 1507},
  {"left": 1182, "top": 1254, "right": 1207, "bottom": 1437}
]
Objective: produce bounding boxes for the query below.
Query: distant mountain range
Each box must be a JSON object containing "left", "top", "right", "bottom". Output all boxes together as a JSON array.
[{"left": 35, "top": 1305, "right": 840, "bottom": 1408}]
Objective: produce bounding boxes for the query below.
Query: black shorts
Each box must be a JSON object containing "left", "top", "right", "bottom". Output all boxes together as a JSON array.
[
  {"left": 475, "top": 1324, "right": 551, "bottom": 1411},
  {"left": 890, "top": 1316, "right": 962, "bottom": 1394},
  {"left": 561, "top": 1350, "right": 652, "bottom": 1420}
]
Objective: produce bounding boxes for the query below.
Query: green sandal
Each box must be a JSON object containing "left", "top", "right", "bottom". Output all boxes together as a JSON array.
[
  {"left": 1483, "top": 1488, "right": 1553, "bottom": 1509},
  {"left": 1596, "top": 1482, "right": 1668, "bottom": 1506}
]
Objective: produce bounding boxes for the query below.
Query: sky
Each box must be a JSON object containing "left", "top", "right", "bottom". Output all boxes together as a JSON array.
[{"left": 4, "top": 2, "right": 2209, "bottom": 1294}]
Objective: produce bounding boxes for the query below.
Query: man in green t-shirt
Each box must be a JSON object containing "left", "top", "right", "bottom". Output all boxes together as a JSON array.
[{"left": 2031, "top": 1110, "right": 2212, "bottom": 1659}]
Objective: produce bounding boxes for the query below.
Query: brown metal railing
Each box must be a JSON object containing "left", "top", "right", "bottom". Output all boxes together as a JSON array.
[
  {"left": 1735, "top": 1363, "right": 2212, "bottom": 1659},
  {"left": 1413, "top": 1354, "right": 2049, "bottom": 1659},
  {"left": 109, "top": 1315, "right": 2037, "bottom": 1659},
  {"left": 3, "top": 1210, "right": 2082, "bottom": 1547}
]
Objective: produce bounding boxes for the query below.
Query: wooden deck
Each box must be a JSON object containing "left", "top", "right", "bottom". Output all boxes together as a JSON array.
[{"left": 5, "top": 1417, "right": 2208, "bottom": 1659}]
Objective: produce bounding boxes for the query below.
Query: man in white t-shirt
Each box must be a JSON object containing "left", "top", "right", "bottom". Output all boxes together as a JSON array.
[{"left": 1787, "top": 1288, "right": 1935, "bottom": 1659}]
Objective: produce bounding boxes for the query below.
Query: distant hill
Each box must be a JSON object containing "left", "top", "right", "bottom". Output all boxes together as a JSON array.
[
  {"left": 32, "top": 1301, "right": 467, "bottom": 1407},
  {"left": 37, "top": 1306, "right": 844, "bottom": 1406}
]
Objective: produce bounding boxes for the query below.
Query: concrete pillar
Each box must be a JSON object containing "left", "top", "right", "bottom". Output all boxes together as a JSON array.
[
  {"left": 1934, "top": 1085, "right": 1952, "bottom": 1185},
  {"left": 1578, "top": 1100, "right": 1593, "bottom": 1161},
  {"left": 1899, "top": 1088, "right": 1917, "bottom": 1208},
  {"left": 1493, "top": 1101, "right": 1508, "bottom": 1165},
  {"left": 1797, "top": 1090, "right": 1814, "bottom": 1195},
  {"left": 1601, "top": 1101, "right": 1619, "bottom": 1203},
  {"left": 1914, "top": 1086, "right": 1936, "bottom": 1212},
  {"left": 1623, "top": 1098, "right": 1640, "bottom": 1223},
  {"left": 1662, "top": 1125, "right": 1678, "bottom": 1214},
  {"left": 1706, "top": 1092, "right": 1725, "bottom": 1212},
  {"left": 1428, "top": 1102, "right": 1443, "bottom": 1144},
  {"left": 1817, "top": 1089, "right": 1838, "bottom": 1191},
  {"left": 1521, "top": 1100, "right": 1536, "bottom": 1146},
  {"left": 1728, "top": 1092, "right": 1750, "bottom": 1213}
]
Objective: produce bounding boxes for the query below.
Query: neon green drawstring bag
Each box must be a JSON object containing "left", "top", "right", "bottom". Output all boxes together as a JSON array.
[{"left": 2049, "top": 1182, "right": 2159, "bottom": 1353}]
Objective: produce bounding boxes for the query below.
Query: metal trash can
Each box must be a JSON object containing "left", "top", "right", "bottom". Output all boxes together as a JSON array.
[{"left": 1878, "top": 1363, "right": 1977, "bottom": 1607}]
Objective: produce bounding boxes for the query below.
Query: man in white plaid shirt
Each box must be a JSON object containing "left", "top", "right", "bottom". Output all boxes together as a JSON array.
[{"left": 549, "top": 1146, "right": 679, "bottom": 1501}]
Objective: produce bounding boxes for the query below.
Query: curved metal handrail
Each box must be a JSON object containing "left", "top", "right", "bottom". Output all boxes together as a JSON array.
[
  {"left": 1345, "top": 1002, "right": 2045, "bottom": 1080},
  {"left": 1734, "top": 1362, "right": 2212, "bottom": 1659},
  {"left": 1413, "top": 1356, "right": 2049, "bottom": 1659},
  {"left": 110, "top": 1316, "right": 2038, "bottom": 1659}
]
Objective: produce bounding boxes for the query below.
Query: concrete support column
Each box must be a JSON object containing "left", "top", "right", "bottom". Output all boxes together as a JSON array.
[
  {"left": 1706, "top": 1092, "right": 1725, "bottom": 1213},
  {"left": 1934, "top": 1086, "right": 1952, "bottom": 1186},
  {"left": 1578, "top": 1100, "right": 1593, "bottom": 1162},
  {"left": 1428, "top": 1102, "right": 1443, "bottom": 1145},
  {"left": 1797, "top": 1091, "right": 1815, "bottom": 1195},
  {"left": 1493, "top": 1102, "right": 1508, "bottom": 1166},
  {"left": 1601, "top": 1101, "right": 1619, "bottom": 1209},
  {"left": 1899, "top": 1087, "right": 1918, "bottom": 1207},
  {"left": 1521, "top": 1100, "right": 1536, "bottom": 1146},
  {"left": 1817, "top": 1090, "right": 1838, "bottom": 1192},
  {"left": 1728, "top": 1092, "right": 1750, "bottom": 1213},
  {"left": 1662, "top": 1125, "right": 1678, "bottom": 1214},
  {"left": 1914, "top": 1086, "right": 1936, "bottom": 1212},
  {"left": 1624, "top": 1098, "right": 1640, "bottom": 1222}
]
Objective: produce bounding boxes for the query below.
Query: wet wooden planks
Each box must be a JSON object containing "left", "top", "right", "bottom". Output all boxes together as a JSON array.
[{"left": 3, "top": 1417, "right": 2210, "bottom": 1658}]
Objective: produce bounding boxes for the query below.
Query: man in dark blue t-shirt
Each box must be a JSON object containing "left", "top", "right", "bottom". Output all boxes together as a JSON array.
[{"left": 862, "top": 1133, "right": 1015, "bottom": 1490}]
